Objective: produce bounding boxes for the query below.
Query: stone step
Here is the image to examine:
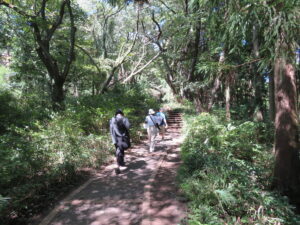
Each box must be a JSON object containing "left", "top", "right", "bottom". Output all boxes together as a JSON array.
[{"left": 166, "top": 111, "right": 183, "bottom": 129}]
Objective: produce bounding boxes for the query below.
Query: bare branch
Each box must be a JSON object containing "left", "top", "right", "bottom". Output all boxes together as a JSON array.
[
  {"left": 75, "top": 44, "right": 102, "bottom": 75},
  {"left": 127, "top": 45, "right": 147, "bottom": 78},
  {"left": 118, "top": 33, "right": 138, "bottom": 64},
  {"left": 123, "top": 52, "right": 161, "bottom": 83},
  {"left": 99, "top": 14, "right": 140, "bottom": 94}
]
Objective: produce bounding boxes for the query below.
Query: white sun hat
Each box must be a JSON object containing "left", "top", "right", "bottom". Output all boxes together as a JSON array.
[{"left": 148, "top": 109, "right": 155, "bottom": 115}]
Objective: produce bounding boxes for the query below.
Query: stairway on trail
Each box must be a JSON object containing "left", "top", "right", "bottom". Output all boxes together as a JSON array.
[{"left": 167, "top": 111, "right": 183, "bottom": 129}]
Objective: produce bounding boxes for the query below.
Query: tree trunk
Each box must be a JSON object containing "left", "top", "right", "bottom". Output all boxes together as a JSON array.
[
  {"left": 252, "top": 24, "right": 264, "bottom": 121},
  {"left": 269, "top": 71, "right": 275, "bottom": 121},
  {"left": 207, "top": 51, "right": 225, "bottom": 111},
  {"left": 194, "top": 96, "right": 206, "bottom": 113},
  {"left": 99, "top": 67, "right": 117, "bottom": 94},
  {"left": 73, "top": 82, "right": 79, "bottom": 97},
  {"left": 253, "top": 73, "right": 264, "bottom": 121},
  {"left": 160, "top": 54, "right": 181, "bottom": 101},
  {"left": 51, "top": 77, "right": 65, "bottom": 110},
  {"left": 225, "top": 78, "right": 231, "bottom": 121},
  {"left": 273, "top": 58, "right": 300, "bottom": 199},
  {"left": 207, "top": 75, "right": 221, "bottom": 111},
  {"left": 92, "top": 80, "right": 95, "bottom": 96},
  {"left": 188, "top": 0, "right": 201, "bottom": 82}
]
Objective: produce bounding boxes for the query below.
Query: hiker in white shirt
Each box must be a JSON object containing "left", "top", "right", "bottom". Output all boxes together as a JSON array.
[{"left": 144, "top": 109, "right": 160, "bottom": 152}]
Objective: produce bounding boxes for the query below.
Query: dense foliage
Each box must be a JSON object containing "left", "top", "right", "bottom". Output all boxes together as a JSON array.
[{"left": 179, "top": 110, "right": 300, "bottom": 224}]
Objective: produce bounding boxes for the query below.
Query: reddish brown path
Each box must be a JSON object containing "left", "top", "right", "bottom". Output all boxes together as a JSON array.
[{"left": 37, "top": 111, "right": 186, "bottom": 225}]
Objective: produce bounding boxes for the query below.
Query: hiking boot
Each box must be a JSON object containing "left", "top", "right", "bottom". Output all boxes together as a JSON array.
[{"left": 115, "top": 168, "right": 121, "bottom": 175}]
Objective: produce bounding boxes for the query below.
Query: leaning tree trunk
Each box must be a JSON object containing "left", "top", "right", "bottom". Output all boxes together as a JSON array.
[{"left": 273, "top": 58, "right": 300, "bottom": 199}]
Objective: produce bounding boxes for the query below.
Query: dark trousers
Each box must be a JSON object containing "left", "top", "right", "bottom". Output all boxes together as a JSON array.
[{"left": 115, "top": 136, "right": 129, "bottom": 166}]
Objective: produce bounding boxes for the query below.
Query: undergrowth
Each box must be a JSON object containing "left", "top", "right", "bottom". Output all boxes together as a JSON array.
[
  {"left": 179, "top": 110, "right": 300, "bottom": 224},
  {"left": 0, "top": 85, "right": 158, "bottom": 224}
]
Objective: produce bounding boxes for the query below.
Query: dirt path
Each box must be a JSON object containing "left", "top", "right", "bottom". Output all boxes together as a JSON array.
[{"left": 37, "top": 112, "right": 186, "bottom": 225}]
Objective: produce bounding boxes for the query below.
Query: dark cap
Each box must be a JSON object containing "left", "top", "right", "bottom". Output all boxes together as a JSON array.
[{"left": 115, "top": 109, "right": 124, "bottom": 116}]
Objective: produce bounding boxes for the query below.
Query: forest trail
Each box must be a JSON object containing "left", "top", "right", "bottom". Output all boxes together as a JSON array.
[{"left": 37, "top": 111, "right": 187, "bottom": 225}]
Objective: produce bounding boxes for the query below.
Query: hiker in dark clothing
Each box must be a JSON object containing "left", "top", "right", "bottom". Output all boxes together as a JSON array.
[{"left": 110, "top": 109, "right": 131, "bottom": 174}]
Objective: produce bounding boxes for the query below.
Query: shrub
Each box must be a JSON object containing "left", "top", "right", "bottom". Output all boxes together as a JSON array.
[
  {"left": 179, "top": 112, "right": 300, "bottom": 224},
  {"left": 0, "top": 84, "right": 160, "bottom": 223}
]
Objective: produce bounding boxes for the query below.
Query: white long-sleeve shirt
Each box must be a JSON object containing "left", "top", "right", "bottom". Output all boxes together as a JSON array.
[{"left": 145, "top": 115, "right": 160, "bottom": 127}]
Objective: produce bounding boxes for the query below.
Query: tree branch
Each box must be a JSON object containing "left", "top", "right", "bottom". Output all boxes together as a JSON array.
[
  {"left": 157, "top": 0, "right": 177, "bottom": 14},
  {"left": 47, "top": 0, "right": 67, "bottom": 41},
  {"left": 232, "top": 58, "right": 263, "bottom": 68},
  {"left": 0, "top": 0, "right": 36, "bottom": 18},
  {"left": 39, "top": 0, "right": 48, "bottom": 19},
  {"left": 62, "top": 0, "right": 76, "bottom": 79},
  {"left": 31, "top": 22, "right": 59, "bottom": 79},
  {"left": 99, "top": 29, "right": 139, "bottom": 94},
  {"left": 188, "top": 2, "right": 201, "bottom": 81},
  {"left": 75, "top": 44, "right": 102, "bottom": 75},
  {"left": 116, "top": 32, "right": 138, "bottom": 66},
  {"left": 123, "top": 52, "right": 161, "bottom": 83},
  {"left": 151, "top": 11, "right": 162, "bottom": 41}
]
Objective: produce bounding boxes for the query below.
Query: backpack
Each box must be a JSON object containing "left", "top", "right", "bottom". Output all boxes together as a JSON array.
[
  {"left": 115, "top": 117, "right": 127, "bottom": 134},
  {"left": 157, "top": 116, "right": 163, "bottom": 126},
  {"left": 155, "top": 113, "right": 164, "bottom": 126},
  {"left": 114, "top": 117, "right": 131, "bottom": 148},
  {"left": 160, "top": 116, "right": 166, "bottom": 126}
]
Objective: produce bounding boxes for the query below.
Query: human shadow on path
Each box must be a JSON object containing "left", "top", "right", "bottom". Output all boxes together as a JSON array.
[
  {"left": 48, "top": 157, "right": 151, "bottom": 225},
  {"left": 44, "top": 123, "right": 185, "bottom": 225}
]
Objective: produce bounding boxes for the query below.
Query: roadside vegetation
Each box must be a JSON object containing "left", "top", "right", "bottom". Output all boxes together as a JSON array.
[
  {"left": 0, "top": 85, "right": 158, "bottom": 224},
  {"left": 179, "top": 107, "right": 300, "bottom": 224}
]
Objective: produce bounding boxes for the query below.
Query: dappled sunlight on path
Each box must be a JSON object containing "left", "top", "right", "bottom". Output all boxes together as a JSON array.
[{"left": 38, "top": 111, "right": 186, "bottom": 225}]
